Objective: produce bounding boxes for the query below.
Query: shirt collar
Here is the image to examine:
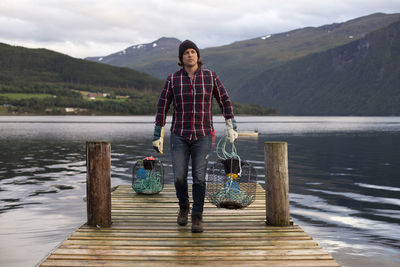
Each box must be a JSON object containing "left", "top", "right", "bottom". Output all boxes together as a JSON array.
[{"left": 182, "top": 66, "right": 201, "bottom": 76}]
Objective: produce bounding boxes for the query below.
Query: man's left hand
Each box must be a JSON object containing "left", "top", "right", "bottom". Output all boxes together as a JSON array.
[{"left": 225, "top": 118, "right": 238, "bottom": 143}]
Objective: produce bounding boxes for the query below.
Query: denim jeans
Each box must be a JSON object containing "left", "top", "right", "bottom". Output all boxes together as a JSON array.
[{"left": 170, "top": 133, "right": 212, "bottom": 213}]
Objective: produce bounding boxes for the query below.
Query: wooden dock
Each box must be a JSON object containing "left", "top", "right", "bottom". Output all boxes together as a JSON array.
[{"left": 40, "top": 184, "right": 340, "bottom": 267}]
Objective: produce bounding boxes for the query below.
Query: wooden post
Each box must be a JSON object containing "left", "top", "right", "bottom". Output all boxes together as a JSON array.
[
  {"left": 264, "top": 142, "right": 290, "bottom": 226},
  {"left": 86, "top": 141, "right": 112, "bottom": 227}
]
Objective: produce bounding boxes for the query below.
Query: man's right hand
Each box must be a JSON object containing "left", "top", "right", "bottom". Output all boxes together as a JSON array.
[{"left": 152, "top": 126, "right": 165, "bottom": 154}]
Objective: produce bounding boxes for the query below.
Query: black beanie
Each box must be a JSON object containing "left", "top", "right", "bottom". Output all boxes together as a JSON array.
[{"left": 179, "top": 40, "right": 200, "bottom": 61}]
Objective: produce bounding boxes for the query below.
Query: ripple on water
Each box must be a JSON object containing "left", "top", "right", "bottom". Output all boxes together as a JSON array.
[{"left": 355, "top": 182, "right": 400, "bottom": 192}]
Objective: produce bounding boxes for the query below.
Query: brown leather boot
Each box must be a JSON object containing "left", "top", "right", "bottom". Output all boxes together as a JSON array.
[
  {"left": 191, "top": 211, "right": 203, "bottom": 233},
  {"left": 177, "top": 203, "right": 190, "bottom": 226}
]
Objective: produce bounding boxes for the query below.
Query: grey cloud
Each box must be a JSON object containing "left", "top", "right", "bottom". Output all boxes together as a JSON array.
[{"left": 0, "top": 0, "right": 399, "bottom": 57}]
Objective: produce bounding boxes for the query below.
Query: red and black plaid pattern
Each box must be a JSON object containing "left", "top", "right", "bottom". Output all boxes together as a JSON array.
[{"left": 155, "top": 68, "right": 234, "bottom": 140}]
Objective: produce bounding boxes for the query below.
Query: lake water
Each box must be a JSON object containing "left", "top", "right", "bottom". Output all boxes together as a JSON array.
[{"left": 0, "top": 116, "right": 399, "bottom": 267}]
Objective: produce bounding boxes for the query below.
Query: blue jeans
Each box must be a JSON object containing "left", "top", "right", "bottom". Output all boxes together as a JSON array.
[{"left": 170, "top": 133, "right": 212, "bottom": 213}]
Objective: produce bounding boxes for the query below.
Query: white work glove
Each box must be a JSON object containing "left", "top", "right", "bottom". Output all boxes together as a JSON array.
[
  {"left": 152, "top": 126, "right": 165, "bottom": 154},
  {"left": 225, "top": 118, "right": 238, "bottom": 143}
]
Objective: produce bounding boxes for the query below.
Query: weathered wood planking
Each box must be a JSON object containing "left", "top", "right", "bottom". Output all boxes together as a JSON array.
[{"left": 40, "top": 184, "right": 340, "bottom": 267}]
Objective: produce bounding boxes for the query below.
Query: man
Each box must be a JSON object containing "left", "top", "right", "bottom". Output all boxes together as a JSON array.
[{"left": 152, "top": 40, "right": 238, "bottom": 233}]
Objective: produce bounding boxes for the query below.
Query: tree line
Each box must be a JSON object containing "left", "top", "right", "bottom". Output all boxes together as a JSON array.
[{"left": 0, "top": 83, "right": 277, "bottom": 115}]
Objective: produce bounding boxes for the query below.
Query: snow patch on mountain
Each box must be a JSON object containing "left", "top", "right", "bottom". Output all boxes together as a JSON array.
[{"left": 132, "top": 44, "right": 144, "bottom": 49}]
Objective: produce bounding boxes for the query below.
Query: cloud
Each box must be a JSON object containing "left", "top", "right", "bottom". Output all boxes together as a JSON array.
[{"left": 0, "top": 0, "right": 399, "bottom": 58}]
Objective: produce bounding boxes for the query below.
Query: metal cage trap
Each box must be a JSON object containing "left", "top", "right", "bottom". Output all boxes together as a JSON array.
[
  {"left": 206, "top": 138, "right": 257, "bottom": 209},
  {"left": 132, "top": 156, "right": 164, "bottom": 194}
]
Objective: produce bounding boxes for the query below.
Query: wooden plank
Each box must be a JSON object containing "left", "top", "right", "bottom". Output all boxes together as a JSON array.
[
  {"left": 41, "top": 259, "right": 340, "bottom": 267},
  {"left": 77, "top": 227, "right": 304, "bottom": 233},
  {"left": 47, "top": 254, "right": 335, "bottom": 261},
  {"left": 69, "top": 232, "right": 311, "bottom": 239},
  {"left": 51, "top": 248, "right": 333, "bottom": 257},
  {"left": 39, "top": 184, "right": 340, "bottom": 267},
  {"left": 61, "top": 239, "right": 320, "bottom": 247},
  {"left": 58, "top": 245, "right": 323, "bottom": 251}
]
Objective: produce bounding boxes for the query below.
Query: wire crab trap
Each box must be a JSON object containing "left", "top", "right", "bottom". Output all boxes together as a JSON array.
[
  {"left": 206, "top": 138, "right": 257, "bottom": 209},
  {"left": 132, "top": 156, "right": 164, "bottom": 194}
]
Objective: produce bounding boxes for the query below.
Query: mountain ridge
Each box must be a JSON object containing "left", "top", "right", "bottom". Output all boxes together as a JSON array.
[
  {"left": 86, "top": 37, "right": 181, "bottom": 79},
  {"left": 240, "top": 19, "right": 400, "bottom": 115},
  {"left": 84, "top": 12, "right": 400, "bottom": 115},
  {"left": 86, "top": 12, "right": 400, "bottom": 80}
]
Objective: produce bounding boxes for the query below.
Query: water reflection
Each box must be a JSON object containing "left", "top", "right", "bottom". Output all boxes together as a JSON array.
[{"left": 0, "top": 116, "right": 400, "bottom": 267}]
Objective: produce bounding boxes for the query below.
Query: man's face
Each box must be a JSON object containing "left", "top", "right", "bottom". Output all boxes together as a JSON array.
[{"left": 182, "top": 48, "right": 198, "bottom": 68}]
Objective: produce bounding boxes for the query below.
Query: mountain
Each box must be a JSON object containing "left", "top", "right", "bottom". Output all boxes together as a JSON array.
[
  {"left": 86, "top": 13, "right": 400, "bottom": 90},
  {"left": 86, "top": 37, "right": 181, "bottom": 79},
  {"left": 240, "top": 19, "right": 400, "bottom": 115},
  {"left": 203, "top": 12, "right": 400, "bottom": 100},
  {"left": 85, "top": 13, "right": 400, "bottom": 115}
]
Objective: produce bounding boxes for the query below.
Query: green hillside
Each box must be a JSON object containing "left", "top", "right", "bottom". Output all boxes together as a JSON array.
[
  {"left": 0, "top": 43, "right": 165, "bottom": 114},
  {"left": 0, "top": 43, "right": 276, "bottom": 115},
  {"left": 241, "top": 20, "right": 400, "bottom": 115},
  {"left": 0, "top": 43, "right": 163, "bottom": 90}
]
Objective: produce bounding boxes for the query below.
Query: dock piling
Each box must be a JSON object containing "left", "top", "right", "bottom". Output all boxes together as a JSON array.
[
  {"left": 264, "top": 142, "right": 290, "bottom": 226},
  {"left": 86, "top": 141, "right": 112, "bottom": 227}
]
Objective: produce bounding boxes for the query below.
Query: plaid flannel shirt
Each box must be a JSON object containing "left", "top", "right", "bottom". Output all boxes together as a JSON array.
[{"left": 155, "top": 67, "right": 234, "bottom": 140}]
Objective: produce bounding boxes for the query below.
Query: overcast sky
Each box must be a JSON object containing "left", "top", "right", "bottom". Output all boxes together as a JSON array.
[{"left": 0, "top": 0, "right": 399, "bottom": 58}]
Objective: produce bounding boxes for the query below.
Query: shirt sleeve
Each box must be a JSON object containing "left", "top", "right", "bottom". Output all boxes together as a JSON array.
[
  {"left": 212, "top": 72, "right": 234, "bottom": 120},
  {"left": 155, "top": 75, "right": 173, "bottom": 126}
]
